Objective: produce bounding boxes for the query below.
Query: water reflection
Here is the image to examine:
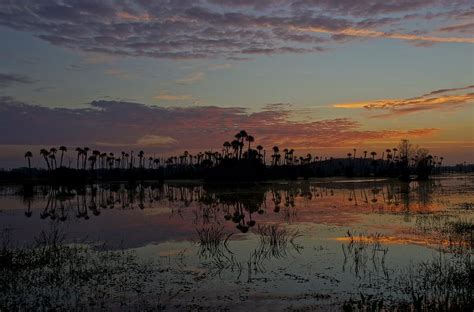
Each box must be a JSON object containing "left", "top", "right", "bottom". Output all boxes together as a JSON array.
[
  {"left": 13, "top": 178, "right": 456, "bottom": 229},
  {"left": 0, "top": 176, "right": 472, "bottom": 310}
]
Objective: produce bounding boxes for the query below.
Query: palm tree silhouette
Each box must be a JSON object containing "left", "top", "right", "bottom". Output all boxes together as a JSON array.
[
  {"left": 235, "top": 130, "right": 248, "bottom": 159},
  {"left": 40, "top": 148, "right": 51, "bottom": 170},
  {"left": 256, "top": 145, "right": 263, "bottom": 159},
  {"left": 223, "top": 141, "right": 231, "bottom": 157},
  {"left": 24, "top": 151, "right": 32, "bottom": 169},
  {"left": 246, "top": 135, "right": 254, "bottom": 157},
  {"left": 75, "top": 147, "right": 82, "bottom": 169},
  {"left": 272, "top": 146, "right": 280, "bottom": 166},
  {"left": 49, "top": 153, "right": 56, "bottom": 170},
  {"left": 83, "top": 147, "right": 90, "bottom": 169},
  {"left": 59, "top": 146, "right": 67, "bottom": 167},
  {"left": 49, "top": 147, "right": 58, "bottom": 169},
  {"left": 138, "top": 150, "right": 144, "bottom": 168}
]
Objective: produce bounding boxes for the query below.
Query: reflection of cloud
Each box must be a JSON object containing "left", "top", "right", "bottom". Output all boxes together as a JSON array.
[
  {"left": 0, "top": 96, "right": 438, "bottom": 152},
  {"left": 0, "top": 1, "right": 471, "bottom": 60},
  {"left": 333, "top": 85, "right": 474, "bottom": 118}
]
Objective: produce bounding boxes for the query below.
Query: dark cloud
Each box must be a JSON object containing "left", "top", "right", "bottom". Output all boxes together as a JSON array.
[
  {"left": 0, "top": 0, "right": 470, "bottom": 60},
  {"left": 0, "top": 97, "right": 437, "bottom": 153},
  {"left": 0, "top": 73, "right": 36, "bottom": 88}
]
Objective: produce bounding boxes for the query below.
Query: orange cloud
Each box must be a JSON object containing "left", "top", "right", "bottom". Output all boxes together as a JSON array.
[
  {"left": 153, "top": 92, "right": 194, "bottom": 101},
  {"left": 292, "top": 26, "right": 474, "bottom": 44},
  {"left": 175, "top": 72, "right": 205, "bottom": 85},
  {"left": 116, "top": 11, "right": 152, "bottom": 21},
  {"left": 333, "top": 85, "right": 474, "bottom": 118}
]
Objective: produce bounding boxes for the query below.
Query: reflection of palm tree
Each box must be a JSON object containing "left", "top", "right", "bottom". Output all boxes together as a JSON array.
[{"left": 24, "top": 151, "right": 32, "bottom": 169}]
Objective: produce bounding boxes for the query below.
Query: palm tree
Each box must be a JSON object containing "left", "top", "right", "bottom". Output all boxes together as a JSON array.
[
  {"left": 138, "top": 150, "right": 145, "bottom": 168},
  {"left": 231, "top": 140, "right": 240, "bottom": 159},
  {"left": 49, "top": 153, "right": 56, "bottom": 170},
  {"left": 272, "top": 146, "right": 279, "bottom": 166},
  {"left": 83, "top": 147, "right": 90, "bottom": 169},
  {"left": 99, "top": 153, "right": 107, "bottom": 169},
  {"left": 50, "top": 147, "right": 58, "bottom": 169},
  {"left": 235, "top": 130, "right": 248, "bottom": 159},
  {"left": 24, "top": 151, "right": 32, "bottom": 169},
  {"left": 88, "top": 155, "right": 97, "bottom": 170},
  {"left": 40, "top": 148, "right": 51, "bottom": 170},
  {"left": 353, "top": 148, "right": 357, "bottom": 159},
  {"left": 75, "top": 147, "right": 83, "bottom": 169},
  {"left": 223, "top": 141, "right": 231, "bottom": 157},
  {"left": 245, "top": 135, "right": 254, "bottom": 157},
  {"left": 59, "top": 146, "right": 67, "bottom": 167},
  {"left": 256, "top": 145, "right": 263, "bottom": 159}
]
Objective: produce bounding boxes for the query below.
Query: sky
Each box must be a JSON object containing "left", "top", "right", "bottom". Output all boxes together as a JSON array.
[{"left": 0, "top": 0, "right": 473, "bottom": 168}]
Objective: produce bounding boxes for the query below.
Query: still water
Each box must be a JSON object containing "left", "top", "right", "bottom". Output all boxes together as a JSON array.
[{"left": 1, "top": 175, "right": 472, "bottom": 310}]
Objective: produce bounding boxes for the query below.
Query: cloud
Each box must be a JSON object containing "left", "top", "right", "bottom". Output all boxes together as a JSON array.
[
  {"left": 97, "top": 135, "right": 177, "bottom": 147},
  {"left": 0, "top": 1, "right": 470, "bottom": 60},
  {"left": 333, "top": 85, "right": 474, "bottom": 118},
  {"left": 0, "top": 96, "right": 438, "bottom": 154},
  {"left": 208, "top": 63, "right": 233, "bottom": 71},
  {"left": 104, "top": 68, "right": 132, "bottom": 79},
  {"left": 0, "top": 73, "right": 35, "bottom": 88},
  {"left": 175, "top": 72, "right": 205, "bottom": 85},
  {"left": 292, "top": 25, "right": 474, "bottom": 44},
  {"left": 439, "top": 22, "right": 474, "bottom": 34},
  {"left": 153, "top": 92, "right": 194, "bottom": 101}
]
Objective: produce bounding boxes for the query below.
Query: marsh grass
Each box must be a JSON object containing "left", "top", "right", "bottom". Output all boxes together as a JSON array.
[
  {"left": 196, "top": 226, "right": 233, "bottom": 259},
  {"left": 398, "top": 251, "right": 473, "bottom": 311},
  {"left": 343, "top": 241, "right": 473, "bottom": 311},
  {"left": 0, "top": 227, "right": 158, "bottom": 310},
  {"left": 342, "top": 230, "right": 389, "bottom": 278},
  {"left": 256, "top": 224, "right": 302, "bottom": 256},
  {"left": 415, "top": 214, "right": 474, "bottom": 250}
]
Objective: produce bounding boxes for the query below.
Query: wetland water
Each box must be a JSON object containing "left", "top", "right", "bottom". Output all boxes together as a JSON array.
[{"left": 0, "top": 175, "right": 472, "bottom": 310}]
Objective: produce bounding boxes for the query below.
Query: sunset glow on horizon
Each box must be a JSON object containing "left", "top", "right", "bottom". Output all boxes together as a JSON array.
[{"left": 0, "top": 0, "right": 472, "bottom": 167}]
